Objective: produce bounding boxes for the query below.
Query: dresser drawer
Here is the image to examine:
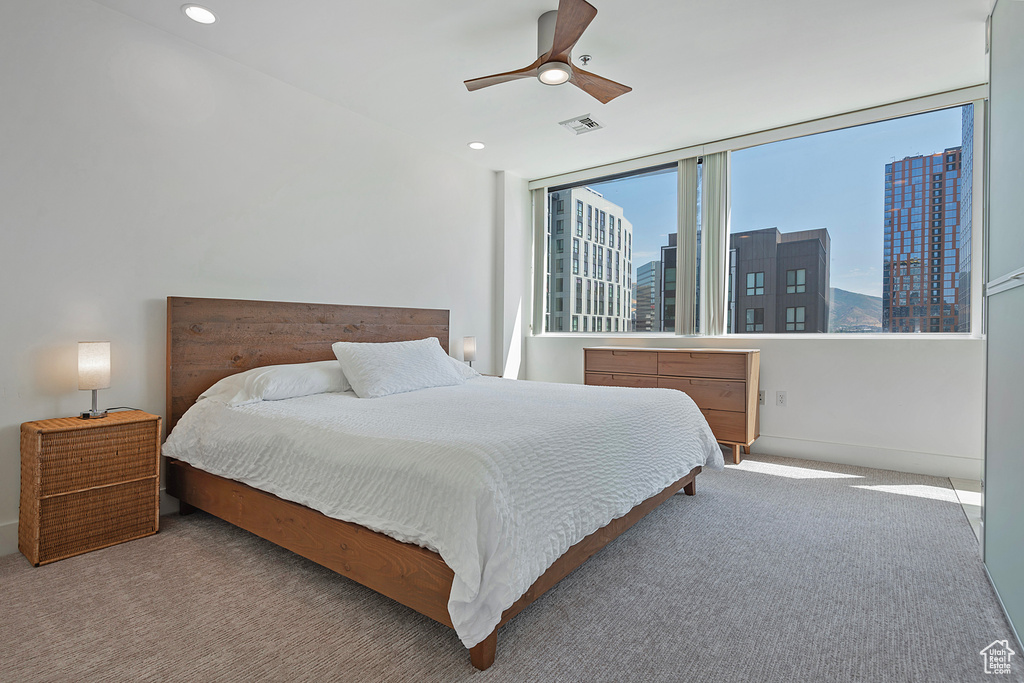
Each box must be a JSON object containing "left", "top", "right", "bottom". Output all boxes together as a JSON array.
[
  {"left": 586, "top": 372, "right": 660, "bottom": 389},
  {"left": 37, "top": 478, "right": 158, "bottom": 565},
  {"left": 658, "top": 352, "right": 746, "bottom": 380},
  {"left": 585, "top": 349, "right": 658, "bottom": 375},
  {"left": 659, "top": 377, "right": 746, "bottom": 412},
  {"left": 33, "top": 421, "right": 160, "bottom": 497},
  {"left": 701, "top": 409, "right": 747, "bottom": 443}
]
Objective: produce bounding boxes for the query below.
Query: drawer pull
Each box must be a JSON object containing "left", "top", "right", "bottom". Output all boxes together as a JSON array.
[
  {"left": 690, "top": 380, "right": 710, "bottom": 386},
  {"left": 689, "top": 353, "right": 711, "bottom": 360},
  {"left": 611, "top": 350, "right": 629, "bottom": 355}
]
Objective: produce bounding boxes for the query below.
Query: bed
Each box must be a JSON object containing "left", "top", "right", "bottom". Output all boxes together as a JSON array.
[{"left": 163, "top": 296, "right": 722, "bottom": 670}]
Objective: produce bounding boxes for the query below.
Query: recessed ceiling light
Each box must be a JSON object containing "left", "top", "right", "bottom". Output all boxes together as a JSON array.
[
  {"left": 467, "top": 142, "right": 485, "bottom": 150},
  {"left": 182, "top": 4, "right": 216, "bottom": 24}
]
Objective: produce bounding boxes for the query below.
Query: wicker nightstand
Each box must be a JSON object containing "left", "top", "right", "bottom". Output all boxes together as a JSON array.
[{"left": 19, "top": 410, "right": 161, "bottom": 566}]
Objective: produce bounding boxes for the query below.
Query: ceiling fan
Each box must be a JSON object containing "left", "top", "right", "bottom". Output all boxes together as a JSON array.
[{"left": 464, "top": 0, "right": 631, "bottom": 104}]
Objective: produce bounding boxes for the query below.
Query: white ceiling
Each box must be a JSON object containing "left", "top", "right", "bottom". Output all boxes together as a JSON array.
[{"left": 90, "top": 0, "right": 992, "bottom": 180}]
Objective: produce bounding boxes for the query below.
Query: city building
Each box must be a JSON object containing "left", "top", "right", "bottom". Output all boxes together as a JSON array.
[
  {"left": 635, "top": 260, "right": 661, "bottom": 331},
  {"left": 958, "top": 109, "right": 974, "bottom": 332},
  {"left": 883, "top": 148, "right": 962, "bottom": 332},
  {"left": 729, "top": 227, "right": 831, "bottom": 333},
  {"left": 660, "top": 234, "right": 676, "bottom": 331},
  {"left": 649, "top": 231, "right": 700, "bottom": 333},
  {"left": 545, "top": 187, "right": 633, "bottom": 333}
]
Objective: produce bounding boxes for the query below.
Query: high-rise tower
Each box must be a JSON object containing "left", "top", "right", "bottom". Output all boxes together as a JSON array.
[{"left": 883, "top": 148, "right": 962, "bottom": 333}]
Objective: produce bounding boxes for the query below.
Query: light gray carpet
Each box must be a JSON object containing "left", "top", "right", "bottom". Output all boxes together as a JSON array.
[{"left": 1, "top": 455, "right": 1020, "bottom": 682}]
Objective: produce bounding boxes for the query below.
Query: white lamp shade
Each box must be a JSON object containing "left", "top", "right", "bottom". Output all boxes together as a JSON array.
[
  {"left": 78, "top": 342, "right": 111, "bottom": 391},
  {"left": 463, "top": 336, "right": 477, "bottom": 363}
]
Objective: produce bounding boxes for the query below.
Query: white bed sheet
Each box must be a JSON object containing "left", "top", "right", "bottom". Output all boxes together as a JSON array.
[{"left": 163, "top": 376, "right": 724, "bottom": 648}]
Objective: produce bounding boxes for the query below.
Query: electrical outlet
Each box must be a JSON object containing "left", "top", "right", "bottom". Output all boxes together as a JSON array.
[
  {"left": 758, "top": 390, "right": 765, "bottom": 405},
  {"left": 776, "top": 391, "right": 787, "bottom": 407}
]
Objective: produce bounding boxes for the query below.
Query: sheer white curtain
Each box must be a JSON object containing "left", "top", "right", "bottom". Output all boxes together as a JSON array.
[
  {"left": 676, "top": 157, "right": 700, "bottom": 335},
  {"left": 699, "top": 151, "right": 731, "bottom": 336},
  {"left": 531, "top": 188, "right": 547, "bottom": 335}
]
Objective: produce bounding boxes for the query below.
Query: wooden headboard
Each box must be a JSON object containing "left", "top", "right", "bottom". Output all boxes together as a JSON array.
[{"left": 166, "top": 297, "right": 450, "bottom": 432}]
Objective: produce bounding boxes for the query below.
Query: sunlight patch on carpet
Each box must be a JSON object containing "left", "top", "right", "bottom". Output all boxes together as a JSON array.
[
  {"left": 730, "top": 460, "right": 863, "bottom": 480},
  {"left": 851, "top": 484, "right": 959, "bottom": 503}
]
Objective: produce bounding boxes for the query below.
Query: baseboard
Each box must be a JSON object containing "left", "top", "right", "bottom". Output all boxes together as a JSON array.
[
  {"left": 0, "top": 518, "right": 18, "bottom": 558},
  {"left": 751, "top": 435, "right": 983, "bottom": 480}
]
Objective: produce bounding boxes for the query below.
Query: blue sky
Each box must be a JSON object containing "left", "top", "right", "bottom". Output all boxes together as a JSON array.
[{"left": 585, "top": 105, "right": 969, "bottom": 297}]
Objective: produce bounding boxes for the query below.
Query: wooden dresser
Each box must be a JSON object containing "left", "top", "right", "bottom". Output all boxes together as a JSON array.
[
  {"left": 19, "top": 410, "right": 161, "bottom": 566},
  {"left": 584, "top": 348, "right": 760, "bottom": 464}
]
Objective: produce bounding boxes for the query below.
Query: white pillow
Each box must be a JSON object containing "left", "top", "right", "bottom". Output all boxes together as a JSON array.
[
  {"left": 200, "top": 360, "right": 351, "bottom": 406},
  {"left": 332, "top": 337, "right": 465, "bottom": 398},
  {"left": 450, "top": 354, "right": 481, "bottom": 379}
]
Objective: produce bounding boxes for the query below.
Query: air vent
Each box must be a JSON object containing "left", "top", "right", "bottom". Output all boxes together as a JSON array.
[{"left": 559, "top": 114, "right": 603, "bottom": 135}]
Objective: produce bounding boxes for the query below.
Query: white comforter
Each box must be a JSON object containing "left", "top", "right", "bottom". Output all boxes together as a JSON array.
[{"left": 163, "top": 377, "right": 723, "bottom": 647}]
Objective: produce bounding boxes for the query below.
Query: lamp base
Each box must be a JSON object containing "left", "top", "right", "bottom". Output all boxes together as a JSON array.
[{"left": 80, "top": 410, "right": 108, "bottom": 420}]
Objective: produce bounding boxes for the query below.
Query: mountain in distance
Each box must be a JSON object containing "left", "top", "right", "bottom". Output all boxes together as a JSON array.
[{"left": 829, "top": 287, "right": 882, "bottom": 333}]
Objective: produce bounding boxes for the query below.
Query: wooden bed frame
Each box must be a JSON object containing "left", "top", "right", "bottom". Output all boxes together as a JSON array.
[{"left": 164, "top": 296, "right": 701, "bottom": 670}]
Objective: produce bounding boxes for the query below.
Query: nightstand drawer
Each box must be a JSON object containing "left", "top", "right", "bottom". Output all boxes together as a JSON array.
[
  {"left": 584, "top": 349, "right": 658, "bottom": 375},
  {"left": 701, "top": 409, "right": 747, "bottom": 443},
  {"left": 585, "top": 372, "right": 660, "bottom": 389},
  {"left": 658, "top": 377, "right": 746, "bottom": 412},
  {"left": 34, "top": 421, "right": 160, "bottom": 497},
  {"left": 37, "top": 478, "right": 158, "bottom": 564},
  {"left": 658, "top": 352, "right": 746, "bottom": 380}
]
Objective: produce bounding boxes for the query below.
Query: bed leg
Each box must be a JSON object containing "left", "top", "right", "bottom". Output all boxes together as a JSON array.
[
  {"left": 731, "top": 444, "right": 742, "bottom": 465},
  {"left": 683, "top": 478, "right": 696, "bottom": 496},
  {"left": 178, "top": 500, "right": 197, "bottom": 516},
  {"left": 469, "top": 631, "right": 497, "bottom": 670}
]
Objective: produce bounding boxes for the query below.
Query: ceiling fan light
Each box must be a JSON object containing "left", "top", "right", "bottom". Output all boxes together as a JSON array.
[{"left": 538, "top": 62, "right": 571, "bottom": 86}]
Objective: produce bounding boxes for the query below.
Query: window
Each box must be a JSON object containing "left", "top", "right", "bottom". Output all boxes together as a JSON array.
[
  {"left": 543, "top": 165, "right": 680, "bottom": 333},
  {"left": 745, "top": 308, "right": 764, "bottom": 332},
  {"left": 540, "top": 102, "right": 976, "bottom": 337},
  {"left": 786, "top": 269, "right": 806, "bottom": 294},
  {"left": 786, "top": 306, "right": 806, "bottom": 331},
  {"left": 729, "top": 104, "right": 973, "bottom": 334},
  {"left": 746, "top": 271, "right": 765, "bottom": 296}
]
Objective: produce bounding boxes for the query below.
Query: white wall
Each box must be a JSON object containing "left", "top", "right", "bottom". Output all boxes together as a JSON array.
[
  {"left": 494, "top": 172, "right": 533, "bottom": 378},
  {"left": 0, "top": 0, "right": 497, "bottom": 556},
  {"left": 527, "top": 335, "right": 985, "bottom": 480}
]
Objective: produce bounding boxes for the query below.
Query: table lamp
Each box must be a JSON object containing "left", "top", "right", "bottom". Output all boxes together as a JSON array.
[{"left": 79, "top": 341, "right": 110, "bottom": 419}]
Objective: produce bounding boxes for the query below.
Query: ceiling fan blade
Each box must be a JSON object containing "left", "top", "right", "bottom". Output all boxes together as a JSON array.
[
  {"left": 464, "top": 57, "right": 545, "bottom": 91},
  {"left": 548, "top": 0, "right": 598, "bottom": 61},
  {"left": 568, "top": 66, "right": 632, "bottom": 104}
]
